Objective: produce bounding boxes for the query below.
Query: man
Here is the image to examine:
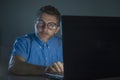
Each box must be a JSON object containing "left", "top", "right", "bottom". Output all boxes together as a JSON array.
[{"left": 8, "top": 5, "right": 64, "bottom": 75}]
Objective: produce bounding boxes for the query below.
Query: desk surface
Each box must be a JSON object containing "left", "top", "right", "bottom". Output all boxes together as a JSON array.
[
  {"left": 7, "top": 75, "right": 51, "bottom": 80},
  {"left": 4, "top": 74, "right": 61, "bottom": 80}
]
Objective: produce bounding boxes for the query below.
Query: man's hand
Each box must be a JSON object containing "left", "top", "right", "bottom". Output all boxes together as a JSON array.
[{"left": 46, "top": 61, "right": 64, "bottom": 75}]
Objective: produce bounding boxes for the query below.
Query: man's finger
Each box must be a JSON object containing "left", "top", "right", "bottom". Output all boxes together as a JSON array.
[
  {"left": 57, "top": 62, "right": 64, "bottom": 72},
  {"left": 49, "top": 66, "right": 57, "bottom": 73},
  {"left": 53, "top": 63, "right": 61, "bottom": 72}
]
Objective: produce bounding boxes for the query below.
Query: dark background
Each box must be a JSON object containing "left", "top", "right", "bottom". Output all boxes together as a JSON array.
[{"left": 0, "top": 0, "right": 120, "bottom": 79}]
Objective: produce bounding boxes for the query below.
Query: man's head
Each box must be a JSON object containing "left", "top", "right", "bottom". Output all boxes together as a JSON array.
[{"left": 34, "top": 5, "right": 61, "bottom": 42}]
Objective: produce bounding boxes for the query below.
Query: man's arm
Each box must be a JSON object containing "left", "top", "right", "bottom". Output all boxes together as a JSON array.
[
  {"left": 8, "top": 55, "right": 47, "bottom": 75},
  {"left": 8, "top": 55, "right": 64, "bottom": 75}
]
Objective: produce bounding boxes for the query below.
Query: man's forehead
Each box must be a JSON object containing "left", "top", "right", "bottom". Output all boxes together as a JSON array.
[{"left": 39, "top": 13, "right": 58, "bottom": 22}]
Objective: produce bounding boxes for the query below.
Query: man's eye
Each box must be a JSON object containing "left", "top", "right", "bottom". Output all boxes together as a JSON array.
[
  {"left": 37, "top": 20, "right": 45, "bottom": 26},
  {"left": 38, "top": 23, "right": 43, "bottom": 26},
  {"left": 48, "top": 23, "right": 57, "bottom": 28}
]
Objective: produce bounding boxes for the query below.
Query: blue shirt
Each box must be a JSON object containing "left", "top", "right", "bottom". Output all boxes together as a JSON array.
[{"left": 11, "top": 33, "right": 63, "bottom": 66}]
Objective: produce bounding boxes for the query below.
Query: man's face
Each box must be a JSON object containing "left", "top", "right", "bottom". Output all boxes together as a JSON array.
[{"left": 35, "top": 13, "right": 60, "bottom": 42}]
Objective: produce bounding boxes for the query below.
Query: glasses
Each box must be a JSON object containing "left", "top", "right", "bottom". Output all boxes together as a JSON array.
[{"left": 36, "top": 19, "right": 58, "bottom": 30}]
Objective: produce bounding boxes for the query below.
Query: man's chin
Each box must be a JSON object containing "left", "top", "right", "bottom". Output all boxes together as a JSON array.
[{"left": 37, "top": 34, "right": 51, "bottom": 42}]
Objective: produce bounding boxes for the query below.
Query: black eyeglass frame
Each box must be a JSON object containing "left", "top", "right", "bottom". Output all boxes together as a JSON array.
[{"left": 36, "top": 19, "right": 59, "bottom": 30}]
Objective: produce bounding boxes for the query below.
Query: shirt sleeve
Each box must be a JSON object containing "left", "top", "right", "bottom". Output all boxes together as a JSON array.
[{"left": 11, "top": 37, "right": 29, "bottom": 61}]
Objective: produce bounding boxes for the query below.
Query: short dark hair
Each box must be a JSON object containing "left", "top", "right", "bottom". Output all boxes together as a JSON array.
[{"left": 36, "top": 5, "right": 61, "bottom": 25}]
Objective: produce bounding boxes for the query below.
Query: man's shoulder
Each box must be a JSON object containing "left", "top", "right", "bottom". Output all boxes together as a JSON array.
[
  {"left": 15, "top": 33, "right": 35, "bottom": 42},
  {"left": 54, "top": 35, "right": 62, "bottom": 40},
  {"left": 53, "top": 35, "right": 62, "bottom": 46},
  {"left": 53, "top": 35, "right": 62, "bottom": 43}
]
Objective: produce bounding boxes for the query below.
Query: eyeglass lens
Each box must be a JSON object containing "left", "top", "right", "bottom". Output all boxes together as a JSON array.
[{"left": 37, "top": 19, "right": 58, "bottom": 30}]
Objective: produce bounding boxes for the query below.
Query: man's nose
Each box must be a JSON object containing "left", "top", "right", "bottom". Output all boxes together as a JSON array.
[{"left": 42, "top": 25, "right": 48, "bottom": 32}]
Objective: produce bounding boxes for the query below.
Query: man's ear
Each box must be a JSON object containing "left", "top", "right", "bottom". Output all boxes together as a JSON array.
[{"left": 55, "top": 26, "right": 60, "bottom": 34}]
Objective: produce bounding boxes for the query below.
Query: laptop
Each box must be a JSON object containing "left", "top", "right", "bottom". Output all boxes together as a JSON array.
[
  {"left": 45, "top": 73, "right": 63, "bottom": 80},
  {"left": 62, "top": 16, "right": 120, "bottom": 80}
]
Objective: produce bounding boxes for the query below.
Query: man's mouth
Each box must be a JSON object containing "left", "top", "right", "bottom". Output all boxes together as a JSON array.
[
  {"left": 39, "top": 32, "right": 49, "bottom": 37},
  {"left": 41, "top": 32, "right": 47, "bottom": 35}
]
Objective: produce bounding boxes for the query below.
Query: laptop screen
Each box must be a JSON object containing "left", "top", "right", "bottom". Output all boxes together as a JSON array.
[{"left": 62, "top": 16, "right": 120, "bottom": 80}]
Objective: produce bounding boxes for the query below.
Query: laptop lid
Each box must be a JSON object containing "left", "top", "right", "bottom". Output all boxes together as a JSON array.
[{"left": 62, "top": 16, "right": 120, "bottom": 80}]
